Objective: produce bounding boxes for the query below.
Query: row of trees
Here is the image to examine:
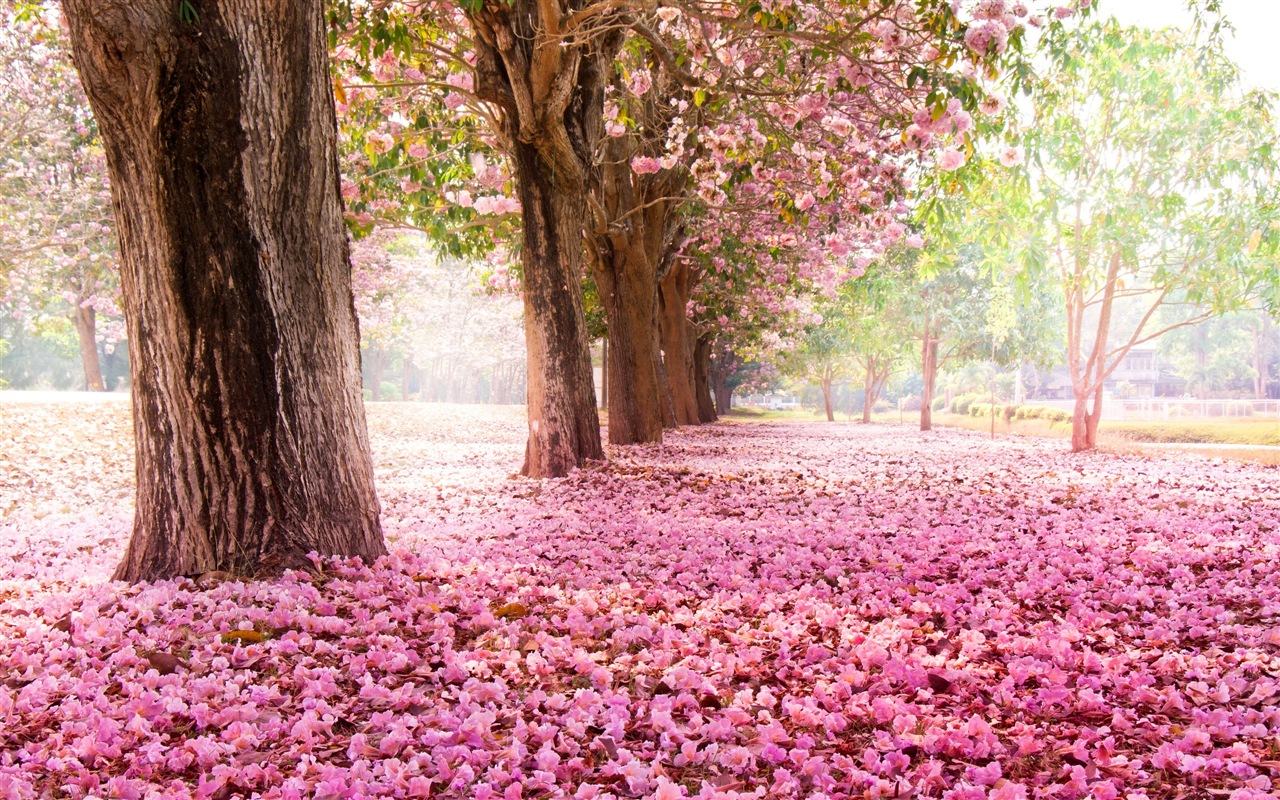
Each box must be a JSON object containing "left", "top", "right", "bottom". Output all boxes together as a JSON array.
[
  {"left": 20, "top": 0, "right": 1277, "bottom": 581},
  {"left": 43, "top": 0, "right": 1063, "bottom": 581},
  {"left": 778, "top": 17, "right": 1280, "bottom": 448}
]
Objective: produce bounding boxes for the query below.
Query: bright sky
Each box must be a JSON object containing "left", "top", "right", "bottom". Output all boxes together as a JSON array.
[{"left": 1105, "top": 0, "right": 1280, "bottom": 92}]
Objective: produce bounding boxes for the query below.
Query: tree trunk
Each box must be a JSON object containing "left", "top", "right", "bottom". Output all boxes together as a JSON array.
[
  {"left": 402, "top": 355, "right": 415, "bottom": 401},
  {"left": 821, "top": 376, "right": 834, "bottom": 422},
  {"left": 509, "top": 138, "right": 603, "bottom": 476},
  {"left": 710, "top": 346, "right": 737, "bottom": 416},
  {"left": 658, "top": 262, "right": 700, "bottom": 425},
  {"left": 368, "top": 347, "right": 386, "bottom": 402},
  {"left": 72, "top": 304, "right": 105, "bottom": 392},
  {"left": 920, "top": 332, "right": 938, "bottom": 431},
  {"left": 592, "top": 244, "right": 664, "bottom": 445},
  {"left": 63, "top": 0, "right": 384, "bottom": 581},
  {"left": 600, "top": 337, "right": 608, "bottom": 409},
  {"left": 861, "top": 359, "right": 875, "bottom": 424},
  {"left": 693, "top": 334, "right": 717, "bottom": 423},
  {"left": 1253, "top": 316, "right": 1266, "bottom": 400}
]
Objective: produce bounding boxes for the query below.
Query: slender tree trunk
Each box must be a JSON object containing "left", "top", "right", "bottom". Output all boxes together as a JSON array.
[
  {"left": 600, "top": 337, "right": 608, "bottom": 409},
  {"left": 1253, "top": 317, "right": 1265, "bottom": 400},
  {"left": 693, "top": 333, "right": 716, "bottom": 423},
  {"left": 659, "top": 262, "right": 700, "bottom": 425},
  {"left": 509, "top": 138, "right": 603, "bottom": 476},
  {"left": 920, "top": 331, "right": 938, "bottom": 431},
  {"left": 821, "top": 376, "right": 834, "bottom": 422},
  {"left": 1069, "top": 250, "right": 1121, "bottom": 452},
  {"left": 861, "top": 359, "right": 875, "bottom": 424},
  {"left": 368, "top": 347, "right": 386, "bottom": 402},
  {"left": 72, "top": 304, "right": 105, "bottom": 391},
  {"left": 402, "top": 355, "right": 415, "bottom": 401},
  {"left": 63, "top": 0, "right": 384, "bottom": 581}
]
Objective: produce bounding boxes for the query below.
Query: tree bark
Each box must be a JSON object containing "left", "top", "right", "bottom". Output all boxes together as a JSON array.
[
  {"left": 600, "top": 337, "right": 608, "bottom": 409},
  {"left": 63, "top": 0, "right": 384, "bottom": 581},
  {"left": 658, "top": 261, "right": 700, "bottom": 425},
  {"left": 861, "top": 359, "right": 875, "bottom": 424},
  {"left": 920, "top": 328, "right": 938, "bottom": 431},
  {"left": 367, "top": 347, "right": 387, "bottom": 402},
  {"left": 509, "top": 138, "right": 604, "bottom": 475},
  {"left": 590, "top": 238, "right": 664, "bottom": 445},
  {"left": 710, "top": 345, "right": 737, "bottom": 416},
  {"left": 72, "top": 304, "right": 105, "bottom": 392},
  {"left": 693, "top": 333, "right": 717, "bottom": 423},
  {"left": 821, "top": 375, "right": 834, "bottom": 422},
  {"left": 468, "top": 0, "right": 611, "bottom": 476}
]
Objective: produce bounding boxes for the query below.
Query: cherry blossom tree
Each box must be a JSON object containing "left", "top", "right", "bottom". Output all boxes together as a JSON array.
[{"left": 0, "top": 2, "right": 120, "bottom": 391}]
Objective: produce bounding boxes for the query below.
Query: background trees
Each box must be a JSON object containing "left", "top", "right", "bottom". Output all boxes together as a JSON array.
[
  {"left": 0, "top": 2, "right": 120, "bottom": 391},
  {"left": 1022, "top": 20, "right": 1280, "bottom": 450}
]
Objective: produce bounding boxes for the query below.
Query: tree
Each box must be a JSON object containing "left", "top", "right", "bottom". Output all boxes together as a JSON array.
[
  {"left": 63, "top": 0, "right": 384, "bottom": 581},
  {"left": 0, "top": 2, "right": 120, "bottom": 391},
  {"left": 1025, "top": 20, "right": 1280, "bottom": 450}
]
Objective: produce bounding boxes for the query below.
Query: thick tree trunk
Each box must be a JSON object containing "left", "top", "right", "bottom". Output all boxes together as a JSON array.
[
  {"left": 920, "top": 333, "right": 938, "bottom": 431},
  {"left": 72, "top": 304, "right": 105, "bottom": 392},
  {"left": 592, "top": 245, "right": 664, "bottom": 445},
  {"left": 63, "top": 0, "right": 384, "bottom": 581},
  {"left": 509, "top": 139, "right": 603, "bottom": 476},
  {"left": 659, "top": 263, "right": 700, "bottom": 425},
  {"left": 693, "top": 334, "right": 717, "bottom": 423}
]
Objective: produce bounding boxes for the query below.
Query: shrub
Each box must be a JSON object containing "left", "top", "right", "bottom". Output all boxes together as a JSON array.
[
  {"left": 932, "top": 395, "right": 948, "bottom": 412},
  {"left": 873, "top": 400, "right": 892, "bottom": 413},
  {"left": 1044, "top": 408, "right": 1070, "bottom": 423},
  {"left": 951, "top": 393, "right": 982, "bottom": 414},
  {"left": 901, "top": 396, "right": 922, "bottom": 412},
  {"left": 1004, "top": 404, "right": 1019, "bottom": 423}
]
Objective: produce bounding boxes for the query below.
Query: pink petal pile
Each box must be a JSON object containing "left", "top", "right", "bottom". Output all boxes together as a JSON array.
[{"left": 2, "top": 400, "right": 1278, "bottom": 799}]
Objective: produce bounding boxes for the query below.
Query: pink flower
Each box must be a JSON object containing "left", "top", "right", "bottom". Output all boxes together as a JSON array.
[
  {"left": 999, "top": 146, "right": 1025, "bottom": 167},
  {"left": 795, "top": 192, "right": 816, "bottom": 211},
  {"left": 631, "top": 156, "right": 661, "bottom": 175},
  {"left": 937, "top": 148, "right": 967, "bottom": 171}
]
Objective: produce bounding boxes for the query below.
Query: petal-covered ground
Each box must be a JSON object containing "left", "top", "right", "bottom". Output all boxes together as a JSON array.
[{"left": 2, "top": 396, "right": 1279, "bottom": 800}]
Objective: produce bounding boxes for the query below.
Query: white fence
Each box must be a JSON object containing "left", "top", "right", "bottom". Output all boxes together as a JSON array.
[{"left": 1030, "top": 398, "right": 1280, "bottom": 421}]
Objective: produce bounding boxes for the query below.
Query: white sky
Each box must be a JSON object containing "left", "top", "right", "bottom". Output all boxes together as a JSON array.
[{"left": 1105, "top": 0, "right": 1280, "bottom": 92}]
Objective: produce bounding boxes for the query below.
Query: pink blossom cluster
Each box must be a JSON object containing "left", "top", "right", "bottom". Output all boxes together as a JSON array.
[{"left": 2, "top": 399, "right": 1279, "bottom": 799}]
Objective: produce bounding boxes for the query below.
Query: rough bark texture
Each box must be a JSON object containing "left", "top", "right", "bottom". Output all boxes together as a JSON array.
[
  {"left": 63, "top": 0, "right": 385, "bottom": 581},
  {"left": 72, "top": 304, "right": 106, "bottom": 391},
  {"left": 710, "top": 345, "right": 738, "bottom": 416},
  {"left": 469, "top": 0, "right": 610, "bottom": 476},
  {"left": 658, "top": 262, "right": 700, "bottom": 425},
  {"left": 586, "top": 146, "right": 668, "bottom": 444},
  {"left": 693, "top": 334, "right": 717, "bottom": 423}
]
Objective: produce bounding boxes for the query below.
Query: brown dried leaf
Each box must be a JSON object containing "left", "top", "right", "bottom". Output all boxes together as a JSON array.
[
  {"left": 220, "top": 629, "right": 266, "bottom": 645},
  {"left": 493, "top": 602, "right": 528, "bottom": 620},
  {"left": 145, "top": 652, "right": 185, "bottom": 675}
]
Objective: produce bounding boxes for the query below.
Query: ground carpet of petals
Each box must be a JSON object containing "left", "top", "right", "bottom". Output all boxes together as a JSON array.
[{"left": 2, "top": 398, "right": 1279, "bottom": 800}]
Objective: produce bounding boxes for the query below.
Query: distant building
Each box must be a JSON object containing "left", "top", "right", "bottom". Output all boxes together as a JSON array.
[{"left": 1027, "top": 346, "right": 1185, "bottom": 400}]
